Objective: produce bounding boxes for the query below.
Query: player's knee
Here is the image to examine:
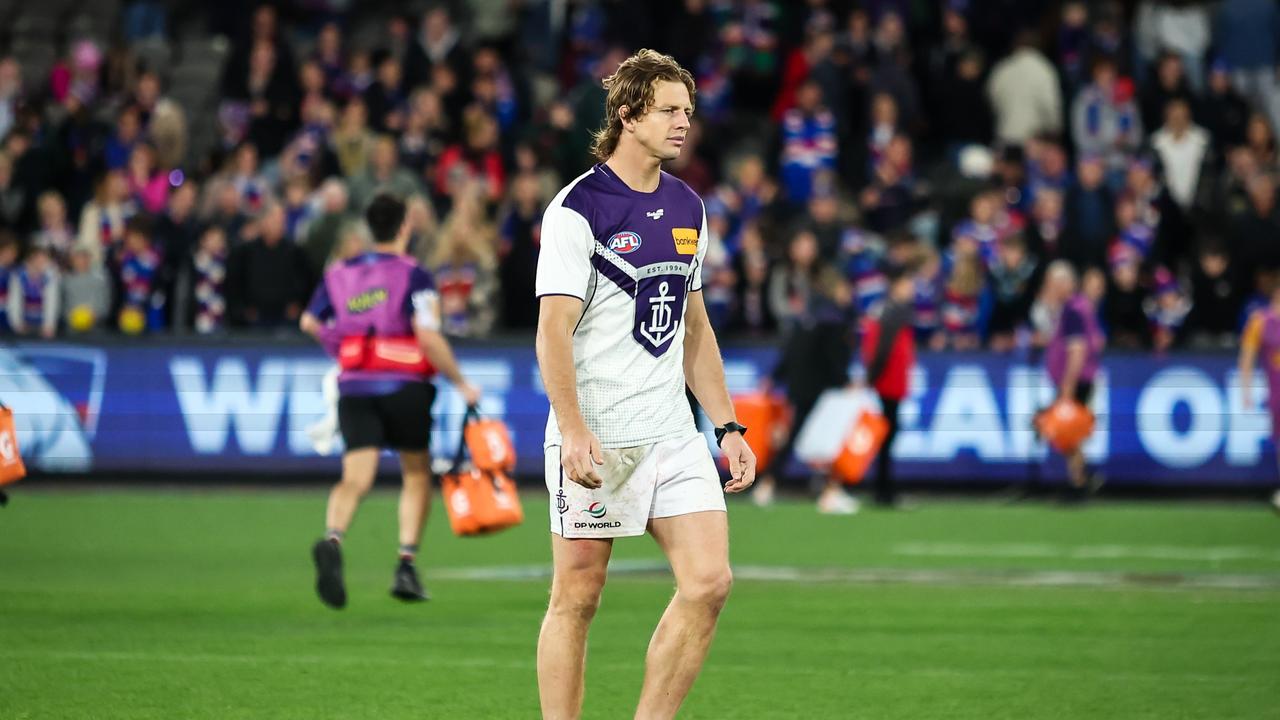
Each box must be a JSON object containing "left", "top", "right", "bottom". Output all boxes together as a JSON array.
[
  {"left": 337, "top": 473, "right": 375, "bottom": 496},
  {"left": 549, "top": 570, "right": 607, "bottom": 622},
  {"left": 681, "top": 566, "right": 733, "bottom": 610}
]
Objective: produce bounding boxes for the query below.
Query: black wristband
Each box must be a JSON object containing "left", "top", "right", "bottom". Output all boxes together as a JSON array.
[{"left": 714, "top": 422, "right": 748, "bottom": 448}]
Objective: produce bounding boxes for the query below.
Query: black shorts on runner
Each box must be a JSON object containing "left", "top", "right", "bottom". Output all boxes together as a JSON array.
[{"left": 338, "top": 382, "right": 436, "bottom": 452}]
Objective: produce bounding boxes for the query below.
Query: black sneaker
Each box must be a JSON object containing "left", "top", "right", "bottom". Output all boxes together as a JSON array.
[
  {"left": 312, "top": 539, "right": 347, "bottom": 609},
  {"left": 391, "top": 559, "right": 429, "bottom": 602}
]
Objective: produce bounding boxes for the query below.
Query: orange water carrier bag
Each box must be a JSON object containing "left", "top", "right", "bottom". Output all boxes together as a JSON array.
[
  {"left": 0, "top": 404, "right": 27, "bottom": 505},
  {"left": 1034, "top": 398, "right": 1095, "bottom": 454},
  {"left": 464, "top": 407, "right": 516, "bottom": 473},
  {"left": 726, "top": 391, "right": 789, "bottom": 471},
  {"left": 441, "top": 406, "right": 523, "bottom": 536},
  {"left": 831, "top": 410, "right": 890, "bottom": 485}
]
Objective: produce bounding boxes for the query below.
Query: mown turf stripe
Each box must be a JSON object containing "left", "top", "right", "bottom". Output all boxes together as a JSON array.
[{"left": 892, "top": 542, "right": 1280, "bottom": 563}]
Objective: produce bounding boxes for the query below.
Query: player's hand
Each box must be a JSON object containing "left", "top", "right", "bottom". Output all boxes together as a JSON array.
[
  {"left": 562, "top": 422, "right": 604, "bottom": 489},
  {"left": 458, "top": 381, "right": 482, "bottom": 408},
  {"left": 720, "top": 433, "right": 756, "bottom": 494}
]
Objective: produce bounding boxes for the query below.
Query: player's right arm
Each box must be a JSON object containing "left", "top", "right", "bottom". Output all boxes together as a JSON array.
[
  {"left": 535, "top": 203, "right": 603, "bottom": 489},
  {"left": 1239, "top": 312, "right": 1263, "bottom": 410}
]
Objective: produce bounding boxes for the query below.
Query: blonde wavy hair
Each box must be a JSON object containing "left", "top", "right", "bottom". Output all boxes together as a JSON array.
[{"left": 590, "top": 49, "right": 696, "bottom": 162}]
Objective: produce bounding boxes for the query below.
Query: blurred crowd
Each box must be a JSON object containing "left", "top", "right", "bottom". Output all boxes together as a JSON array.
[{"left": 0, "top": 0, "right": 1276, "bottom": 353}]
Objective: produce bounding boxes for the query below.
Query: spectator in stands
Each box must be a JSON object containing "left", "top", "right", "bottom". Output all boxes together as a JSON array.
[
  {"left": 1104, "top": 242, "right": 1150, "bottom": 349},
  {"left": 1125, "top": 156, "right": 1189, "bottom": 268},
  {"left": 398, "top": 88, "right": 448, "bottom": 177},
  {"left": 1244, "top": 112, "right": 1278, "bottom": 172},
  {"left": 988, "top": 234, "right": 1042, "bottom": 352},
  {"left": 0, "top": 230, "right": 16, "bottom": 332},
  {"left": 112, "top": 216, "right": 163, "bottom": 333},
  {"left": 1026, "top": 136, "right": 1071, "bottom": 202},
  {"left": 1140, "top": 52, "right": 1195, "bottom": 135},
  {"left": 204, "top": 179, "right": 248, "bottom": 243},
  {"left": 349, "top": 135, "right": 423, "bottom": 212},
  {"left": 1146, "top": 266, "right": 1191, "bottom": 353},
  {"left": 939, "top": 238, "right": 987, "bottom": 350},
  {"left": 779, "top": 78, "right": 838, "bottom": 206},
  {"left": 1072, "top": 55, "right": 1143, "bottom": 182},
  {"left": 9, "top": 243, "right": 59, "bottom": 338},
  {"left": 312, "top": 21, "right": 344, "bottom": 90},
  {"left": 914, "top": 245, "right": 944, "bottom": 347},
  {"left": 864, "top": 92, "right": 899, "bottom": 177},
  {"left": 1063, "top": 154, "right": 1115, "bottom": 271},
  {"left": 1112, "top": 193, "right": 1156, "bottom": 264},
  {"left": 436, "top": 109, "right": 505, "bottom": 205},
  {"left": 226, "top": 202, "right": 311, "bottom": 329},
  {"left": 497, "top": 172, "right": 544, "bottom": 330},
  {"left": 1134, "top": 1, "right": 1211, "bottom": 94},
  {"left": 181, "top": 226, "right": 229, "bottom": 335},
  {"left": 952, "top": 188, "right": 1002, "bottom": 268},
  {"left": 404, "top": 5, "right": 469, "bottom": 92},
  {"left": 302, "top": 179, "right": 352, "bottom": 278},
  {"left": 1152, "top": 98, "right": 1210, "bottom": 213},
  {"left": 427, "top": 182, "right": 497, "bottom": 338},
  {"left": 935, "top": 47, "right": 994, "bottom": 152},
  {"left": 363, "top": 51, "right": 407, "bottom": 134},
  {"left": 1201, "top": 59, "right": 1250, "bottom": 157},
  {"left": 77, "top": 170, "right": 132, "bottom": 267},
  {"left": 134, "top": 71, "right": 187, "bottom": 171},
  {"left": 0, "top": 57, "right": 19, "bottom": 142},
  {"left": 281, "top": 99, "right": 339, "bottom": 184},
  {"left": 987, "top": 29, "right": 1062, "bottom": 145},
  {"left": 126, "top": 143, "right": 169, "bottom": 215},
  {"left": 1186, "top": 240, "right": 1245, "bottom": 347},
  {"left": 1026, "top": 187, "right": 1065, "bottom": 261},
  {"left": 1216, "top": 0, "right": 1280, "bottom": 134},
  {"left": 33, "top": 191, "right": 75, "bottom": 267},
  {"left": 61, "top": 244, "right": 110, "bottom": 334},
  {"left": 105, "top": 106, "right": 142, "bottom": 172},
  {"left": 1230, "top": 174, "right": 1280, "bottom": 275},
  {"left": 281, "top": 176, "right": 314, "bottom": 243},
  {"left": 227, "top": 142, "right": 268, "bottom": 215},
  {"left": 859, "top": 134, "right": 916, "bottom": 234},
  {"left": 731, "top": 222, "right": 775, "bottom": 334}
]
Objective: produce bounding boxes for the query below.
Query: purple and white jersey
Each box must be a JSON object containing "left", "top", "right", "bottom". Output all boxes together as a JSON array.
[{"left": 536, "top": 163, "right": 709, "bottom": 449}]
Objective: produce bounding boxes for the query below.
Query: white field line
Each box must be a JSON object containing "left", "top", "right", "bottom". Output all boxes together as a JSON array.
[
  {"left": 891, "top": 542, "right": 1280, "bottom": 563},
  {"left": 430, "top": 560, "right": 1280, "bottom": 590}
]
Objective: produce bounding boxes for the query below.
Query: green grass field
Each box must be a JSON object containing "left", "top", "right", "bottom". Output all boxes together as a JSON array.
[{"left": 2, "top": 488, "right": 1278, "bottom": 719}]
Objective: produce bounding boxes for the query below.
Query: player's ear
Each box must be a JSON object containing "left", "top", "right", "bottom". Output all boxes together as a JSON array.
[{"left": 618, "top": 104, "right": 634, "bottom": 131}]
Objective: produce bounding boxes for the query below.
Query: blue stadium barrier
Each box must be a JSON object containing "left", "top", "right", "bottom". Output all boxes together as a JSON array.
[{"left": 4, "top": 339, "right": 1274, "bottom": 486}]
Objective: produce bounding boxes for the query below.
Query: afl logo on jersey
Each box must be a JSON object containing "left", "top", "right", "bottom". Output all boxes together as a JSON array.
[{"left": 608, "top": 231, "right": 642, "bottom": 255}]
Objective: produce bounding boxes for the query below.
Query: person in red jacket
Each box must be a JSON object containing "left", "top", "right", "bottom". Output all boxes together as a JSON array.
[{"left": 861, "top": 267, "right": 916, "bottom": 507}]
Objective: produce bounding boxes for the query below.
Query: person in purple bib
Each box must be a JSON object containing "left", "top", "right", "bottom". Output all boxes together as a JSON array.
[
  {"left": 1043, "top": 260, "right": 1106, "bottom": 501},
  {"left": 300, "top": 193, "right": 481, "bottom": 609}
]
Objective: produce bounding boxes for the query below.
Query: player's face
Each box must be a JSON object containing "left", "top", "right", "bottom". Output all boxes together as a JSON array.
[{"left": 633, "top": 80, "right": 692, "bottom": 161}]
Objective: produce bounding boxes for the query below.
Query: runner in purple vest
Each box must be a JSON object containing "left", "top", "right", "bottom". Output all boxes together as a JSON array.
[
  {"left": 300, "top": 193, "right": 480, "bottom": 609},
  {"left": 1043, "top": 261, "right": 1106, "bottom": 501},
  {"left": 1238, "top": 283, "right": 1280, "bottom": 512}
]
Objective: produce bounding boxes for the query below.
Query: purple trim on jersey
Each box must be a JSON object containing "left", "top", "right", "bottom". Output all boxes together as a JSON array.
[
  {"left": 536, "top": 292, "right": 585, "bottom": 301},
  {"left": 559, "top": 164, "right": 704, "bottom": 358}
]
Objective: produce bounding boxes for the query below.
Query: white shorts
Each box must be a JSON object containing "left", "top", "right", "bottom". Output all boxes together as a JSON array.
[{"left": 545, "top": 434, "right": 727, "bottom": 539}]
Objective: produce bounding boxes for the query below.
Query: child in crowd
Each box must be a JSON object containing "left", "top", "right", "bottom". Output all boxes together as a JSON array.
[
  {"left": 61, "top": 244, "right": 111, "bottom": 333},
  {"left": 9, "top": 243, "right": 60, "bottom": 338}
]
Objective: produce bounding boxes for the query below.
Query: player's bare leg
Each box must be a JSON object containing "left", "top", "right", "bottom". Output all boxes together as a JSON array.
[
  {"left": 313, "top": 447, "right": 379, "bottom": 609},
  {"left": 392, "top": 450, "right": 432, "bottom": 601},
  {"left": 1067, "top": 449, "right": 1087, "bottom": 489},
  {"left": 325, "top": 447, "right": 379, "bottom": 532},
  {"left": 538, "top": 534, "right": 612, "bottom": 720},
  {"left": 635, "top": 511, "right": 733, "bottom": 720}
]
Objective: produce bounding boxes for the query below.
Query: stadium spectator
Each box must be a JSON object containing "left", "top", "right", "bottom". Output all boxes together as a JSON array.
[
  {"left": 939, "top": 239, "right": 987, "bottom": 350},
  {"left": 987, "top": 235, "right": 1042, "bottom": 352},
  {"left": 1201, "top": 59, "right": 1251, "bottom": 156},
  {"left": 77, "top": 171, "right": 132, "bottom": 267},
  {"left": 282, "top": 176, "right": 315, "bottom": 243},
  {"left": 987, "top": 29, "right": 1062, "bottom": 145},
  {"left": 1230, "top": 174, "right": 1280, "bottom": 278},
  {"left": 133, "top": 71, "right": 187, "bottom": 171},
  {"left": 302, "top": 179, "right": 353, "bottom": 276},
  {"left": 0, "top": 57, "right": 19, "bottom": 141},
  {"left": 1063, "top": 155, "right": 1115, "bottom": 271},
  {"left": 226, "top": 142, "right": 269, "bottom": 215},
  {"left": 349, "top": 135, "right": 423, "bottom": 213},
  {"left": 61, "top": 244, "right": 111, "bottom": 334},
  {"left": 226, "top": 202, "right": 311, "bottom": 329},
  {"left": 1134, "top": 1, "right": 1211, "bottom": 94},
  {"left": 497, "top": 172, "right": 544, "bottom": 330},
  {"left": 33, "top": 191, "right": 75, "bottom": 267},
  {"left": 332, "top": 98, "right": 377, "bottom": 180},
  {"left": 398, "top": 88, "right": 449, "bottom": 177},
  {"left": 1152, "top": 98, "right": 1210, "bottom": 212},
  {"left": 914, "top": 245, "right": 944, "bottom": 347},
  {"left": 1186, "top": 240, "right": 1245, "bottom": 347},
  {"left": 1026, "top": 187, "right": 1065, "bottom": 261},
  {"left": 778, "top": 78, "right": 837, "bottom": 206},
  {"left": 0, "top": 230, "right": 16, "bottom": 332},
  {"left": 935, "top": 48, "right": 994, "bottom": 151},
  {"left": 731, "top": 221, "right": 775, "bottom": 334},
  {"left": 427, "top": 182, "right": 497, "bottom": 338},
  {"left": 403, "top": 5, "right": 470, "bottom": 93},
  {"left": 1244, "top": 112, "right": 1278, "bottom": 172},
  {"left": 203, "top": 179, "right": 248, "bottom": 244},
  {"left": 1140, "top": 52, "right": 1196, "bottom": 135},
  {"left": 1146, "top": 265, "right": 1191, "bottom": 353},
  {"left": 1104, "top": 242, "right": 1151, "bottom": 349},
  {"left": 126, "top": 144, "right": 169, "bottom": 215},
  {"left": 111, "top": 216, "right": 163, "bottom": 333},
  {"left": 859, "top": 134, "right": 916, "bottom": 234},
  {"left": 1071, "top": 56, "right": 1144, "bottom": 181},
  {"left": 435, "top": 109, "right": 505, "bottom": 205},
  {"left": 179, "top": 226, "right": 229, "bottom": 335},
  {"left": 9, "top": 242, "right": 59, "bottom": 338},
  {"left": 363, "top": 51, "right": 407, "bottom": 134}
]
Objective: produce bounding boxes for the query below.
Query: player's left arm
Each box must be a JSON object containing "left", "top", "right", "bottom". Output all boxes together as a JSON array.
[{"left": 684, "top": 199, "right": 754, "bottom": 492}]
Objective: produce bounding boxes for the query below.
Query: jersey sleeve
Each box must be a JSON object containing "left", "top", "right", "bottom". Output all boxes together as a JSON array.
[
  {"left": 404, "top": 266, "right": 441, "bottom": 331},
  {"left": 689, "top": 201, "right": 709, "bottom": 293},
  {"left": 306, "top": 280, "right": 334, "bottom": 321},
  {"left": 1241, "top": 312, "right": 1264, "bottom": 354},
  {"left": 535, "top": 205, "right": 594, "bottom": 300}
]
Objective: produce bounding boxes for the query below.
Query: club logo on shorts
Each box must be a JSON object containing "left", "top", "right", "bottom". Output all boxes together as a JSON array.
[
  {"left": 556, "top": 489, "right": 568, "bottom": 515},
  {"left": 587, "top": 501, "right": 607, "bottom": 519},
  {"left": 608, "top": 231, "right": 642, "bottom": 255}
]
